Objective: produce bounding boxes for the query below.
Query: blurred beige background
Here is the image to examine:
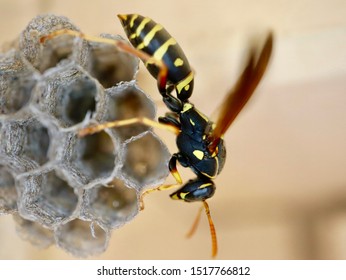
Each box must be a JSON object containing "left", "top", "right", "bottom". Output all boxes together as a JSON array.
[{"left": 1, "top": 0, "right": 346, "bottom": 259}]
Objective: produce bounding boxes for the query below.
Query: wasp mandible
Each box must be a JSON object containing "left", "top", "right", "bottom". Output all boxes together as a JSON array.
[{"left": 40, "top": 14, "right": 273, "bottom": 258}]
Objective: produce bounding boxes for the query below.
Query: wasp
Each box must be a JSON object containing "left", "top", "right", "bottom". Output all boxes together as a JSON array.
[{"left": 40, "top": 14, "right": 273, "bottom": 257}]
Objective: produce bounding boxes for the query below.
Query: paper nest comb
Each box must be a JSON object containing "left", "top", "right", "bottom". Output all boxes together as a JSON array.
[{"left": 0, "top": 14, "right": 170, "bottom": 257}]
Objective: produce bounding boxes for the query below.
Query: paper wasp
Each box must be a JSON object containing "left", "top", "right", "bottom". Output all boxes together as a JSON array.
[{"left": 40, "top": 14, "right": 273, "bottom": 257}]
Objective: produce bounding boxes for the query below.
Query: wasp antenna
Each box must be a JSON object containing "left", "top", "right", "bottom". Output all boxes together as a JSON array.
[
  {"left": 186, "top": 204, "right": 204, "bottom": 238},
  {"left": 203, "top": 201, "right": 218, "bottom": 258}
]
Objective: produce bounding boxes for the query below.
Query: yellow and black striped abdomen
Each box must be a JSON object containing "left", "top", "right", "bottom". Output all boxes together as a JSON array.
[{"left": 118, "top": 14, "right": 194, "bottom": 101}]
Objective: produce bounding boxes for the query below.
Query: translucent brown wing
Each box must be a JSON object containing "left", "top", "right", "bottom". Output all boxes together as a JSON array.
[{"left": 208, "top": 32, "right": 274, "bottom": 152}]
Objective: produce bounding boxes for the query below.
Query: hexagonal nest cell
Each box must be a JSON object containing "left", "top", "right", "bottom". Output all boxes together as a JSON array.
[
  {"left": 16, "top": 168, "right": 79, "bottom": 228},
  {"left": 0, "top": 112, "right": 51, "bottom": 173},
  {"left": 0, "top": 14, "right": 171, "bottom": 257},
  {"left": 55, "top": 218, "right": 109, "bottom": 257},
  {"left": 0, "top": 165, "right": 17, "bottom": 214},
  {"left": 0, "top": 50, "right": 39, "bottom": 115},
  {"left": 84, "top": 34, "right": 139, "bottom": 89},
  {"left": 32, "top": 62, "right": 104, "bottom": 128},
  {"left": 59, "top": 130, "right": 117, "bottom": 187},
  {"left": 80, "top": 179, "right": 139, "bottom": 229},
  {"left": 104, "top": 82, "right": 156, "bottom": 140}
]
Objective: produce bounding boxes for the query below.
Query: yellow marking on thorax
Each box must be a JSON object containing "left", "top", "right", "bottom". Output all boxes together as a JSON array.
[
  {"left": 153, "top": 37, "right": 177, "bottom": 60},
  {"left": 193, "top": 150, "right": 204, "bottom": 160},
  {"left": 182, "top": 103, "right": 193, "bottom": 113},
  {"left": 174, "top": 58, "right": 184, "bottom": 67},
  {"left": 129, "top": 14, "right": 138, "bottom": 28},
  {"left": 189, "top": 119, "right": 195, "bottom": 126},
  {"left": 137, "top": 24, "right": 163, "bottom": 50},
  {"left": 176, "top": 71, "right": 194, "bottom": 95}
]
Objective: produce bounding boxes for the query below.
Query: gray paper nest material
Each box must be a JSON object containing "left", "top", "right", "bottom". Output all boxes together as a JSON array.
[{"left": 0, "top": 14, "right": 170, "bottom": 257}]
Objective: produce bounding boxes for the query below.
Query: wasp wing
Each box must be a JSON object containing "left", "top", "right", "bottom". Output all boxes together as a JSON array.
[{"left": 208, "top": 32, "right": 273, "bottom": 152}]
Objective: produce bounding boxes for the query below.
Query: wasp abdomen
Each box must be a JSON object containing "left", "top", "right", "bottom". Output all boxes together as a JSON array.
[{"left": 118, "top": 14, "right": 194, "bottom": 100}]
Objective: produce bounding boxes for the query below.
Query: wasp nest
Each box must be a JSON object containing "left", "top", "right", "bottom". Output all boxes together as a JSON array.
[{"left": 0, "top": 14, "right": 170, "bottom": 257}]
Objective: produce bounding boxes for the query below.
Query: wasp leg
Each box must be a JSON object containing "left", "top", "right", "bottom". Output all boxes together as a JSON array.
[
  {"left": 78, "top": 116, "right": 180, "bottom": 137},
  {"left": 165, "top": 111, "right": 179, "bottom": 120},
  {"left": 168, "top": 154, "right": 183, "bottom": 184},
  {"left": 161, "top": 92, "right": 183, "bottom": 113},
  {"left": 40, "top": 29, "right": 169, "bottom": 97},
  {"left": 139, "top": 183, "right": 180, "bottom": 211},
  {"left": 158, "top": 115, "right": 181, "bottom": 130},
  {"left": 140, "top": 154, "right": 184, "bottom": 210}
]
